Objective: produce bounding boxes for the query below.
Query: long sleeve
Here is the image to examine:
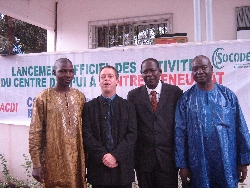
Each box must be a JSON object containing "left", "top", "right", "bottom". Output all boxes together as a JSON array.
[
  {"left": 235, "top": 97, "right": 250, "bottom": 165},
  {"left": 29, "top": 93, "right": 46, "bottom": 168},
  {"left": 82, "top": 102, "right": 107, "bottom": 163},
  {"left": 174, "top": 95, "right": 189, "bottom": 169}
]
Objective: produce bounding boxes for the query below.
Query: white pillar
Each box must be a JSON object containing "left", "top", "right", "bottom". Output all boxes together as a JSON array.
[
  {"left": 193, "top": 0, "right": 202, "bottom": 42},
  {"left": 205, "top": 0, "right": 213, "bottom": 41},
  {"left": 47, "top": 29, "right": 55, "bottom": 52}
]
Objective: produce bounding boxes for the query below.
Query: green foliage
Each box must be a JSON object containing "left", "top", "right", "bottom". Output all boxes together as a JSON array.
[
  {"left": 0, "top": 14, "right": 47, "bottom": 54},
  {"left": 0, "top": 154, "right": 43, "bottom": 188},
  {"left": 14, "top": 19, "right": 47, "bottom": 53}
]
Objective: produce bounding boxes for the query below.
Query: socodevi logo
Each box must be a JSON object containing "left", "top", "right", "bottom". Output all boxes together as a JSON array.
[{"left": 212, "top": 48, "right": 250, "bottom": 69}]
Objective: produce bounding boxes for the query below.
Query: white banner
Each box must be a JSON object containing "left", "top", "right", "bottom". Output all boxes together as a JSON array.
[{"left": 1, "top": 40, "right": 250, "bottom": 126}]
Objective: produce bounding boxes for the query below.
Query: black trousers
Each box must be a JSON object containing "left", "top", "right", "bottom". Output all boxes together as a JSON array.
[{"left": 136, "top": 159, "right": 178, "bottom": 188}]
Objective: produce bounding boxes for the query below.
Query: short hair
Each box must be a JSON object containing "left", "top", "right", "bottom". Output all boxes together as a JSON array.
[
  {"left": 54, "top": 58, "right": 73, "bottom": 71},
  {"left": 191, "top": 55, "right": 212, "bottom": 66},
  {"left": 99, "top": 65, "right": 119, "bottom": 80},
  {"left": 141, "top": 58, "right": 160, "bottom": 70}
]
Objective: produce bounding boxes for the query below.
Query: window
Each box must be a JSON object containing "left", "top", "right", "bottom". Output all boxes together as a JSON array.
[
  {"left": 88, "top": 13, "right": 173, "bottom": 49},
  {"left": 236, "top": 6, "right": 250, "bottom": 31}
]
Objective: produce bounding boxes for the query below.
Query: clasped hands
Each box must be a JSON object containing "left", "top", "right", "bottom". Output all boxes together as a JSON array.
[{"left": 102, "top": 153, "right": 118, "bottom": 168}]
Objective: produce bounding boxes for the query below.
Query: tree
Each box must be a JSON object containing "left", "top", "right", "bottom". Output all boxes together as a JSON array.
[{"left": 0, "top": 13, "right": 47, "bottom": 54}]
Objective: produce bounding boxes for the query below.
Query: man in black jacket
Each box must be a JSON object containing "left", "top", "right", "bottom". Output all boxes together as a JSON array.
[
  {"left": 82, "top": 65, "right": 137, "bottom": 188},
  {"left": 128, "top": 58, "right": 183, "bottom": 188}
]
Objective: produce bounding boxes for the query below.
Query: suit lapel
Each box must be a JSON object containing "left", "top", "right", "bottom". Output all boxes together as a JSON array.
[
  {"left": 156, "top": 83, "right": 170, "bottom": 113},
  {"left": 140, "top": 86, "right": 154, "bottom": 114}
]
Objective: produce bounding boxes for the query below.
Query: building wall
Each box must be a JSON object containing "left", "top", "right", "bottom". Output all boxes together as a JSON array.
[
  {"left": 1, "top": 0, "right": 250, "bottom": 51},
  {"left": 56, "top": 0, "right": 250, "bottom": 50},
  {"left": 0, "top": 0, "right": 55, "bottom": 30},
  {"left": 0, "top": 123, "right": 30, "bottom": 182}
]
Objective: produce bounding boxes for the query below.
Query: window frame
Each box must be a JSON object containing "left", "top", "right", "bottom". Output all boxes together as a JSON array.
[{"left": 88, "top": 13, "right": 173, "bottom": 49}]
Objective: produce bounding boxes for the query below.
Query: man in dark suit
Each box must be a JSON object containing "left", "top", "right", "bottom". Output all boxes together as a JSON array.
[
  {"left": 82, "top": 65, "right": 137, "bottom": 188},
  {"left": 127, "top": 58, "right": 183, "bottom": 188}
]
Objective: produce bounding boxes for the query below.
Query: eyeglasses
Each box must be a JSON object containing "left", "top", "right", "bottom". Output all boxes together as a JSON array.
[{"left": 100, "top": 74, "right": 115, "bottom": 80}]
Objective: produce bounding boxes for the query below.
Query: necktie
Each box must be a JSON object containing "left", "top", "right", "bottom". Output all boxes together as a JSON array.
[
  {"left": 106, "top": 98, "right": 114, "bottom": 152},
  {"left": 151, "top": 91, "right": 158, "bottom": 112}
]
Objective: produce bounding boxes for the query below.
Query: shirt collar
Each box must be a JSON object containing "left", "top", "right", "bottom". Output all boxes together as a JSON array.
[
  {"left": 102, "top": 94, "right": 116, "bottom": 101},
  {"left": 146, "top": 80, "right": 162, "bottom": 95}
]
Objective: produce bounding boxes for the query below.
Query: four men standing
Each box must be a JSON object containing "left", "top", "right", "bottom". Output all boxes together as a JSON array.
[{"left": 29, "top": 56, "right": 250, "bottom": 187}]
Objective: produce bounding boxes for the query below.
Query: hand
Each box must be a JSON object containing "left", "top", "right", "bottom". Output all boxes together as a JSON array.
[
  {"left": 102, "top": 153, "right": 118, "bottom": 168},
  {"left": 179, "top": 168, "right": 191, "bottom": 186},
  {"left": 32, "top": 167, "right": 44, "bottom": 183},
  {"left": 237, "top": 164, "right": 248, "bottom": 183}
]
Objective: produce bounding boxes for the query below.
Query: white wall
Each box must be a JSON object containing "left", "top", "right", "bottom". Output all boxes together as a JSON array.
[
  {"left": 0, "top": 0, "right": 55, "bottom": 30},
  {"left": 56, "top": 0, "right": 250, "bottom": 50},
  {"left": 0, "top": 124, "right": 30, "bottom": 182},
  {"left": 56, "top": 0, "right": 195, "bottom": 51},
  {"left": 213, "top": 1, "right": 249, "bottom": 41},
  {"left": 1, "top": 0, "right": 249, "bottom": 51}
]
